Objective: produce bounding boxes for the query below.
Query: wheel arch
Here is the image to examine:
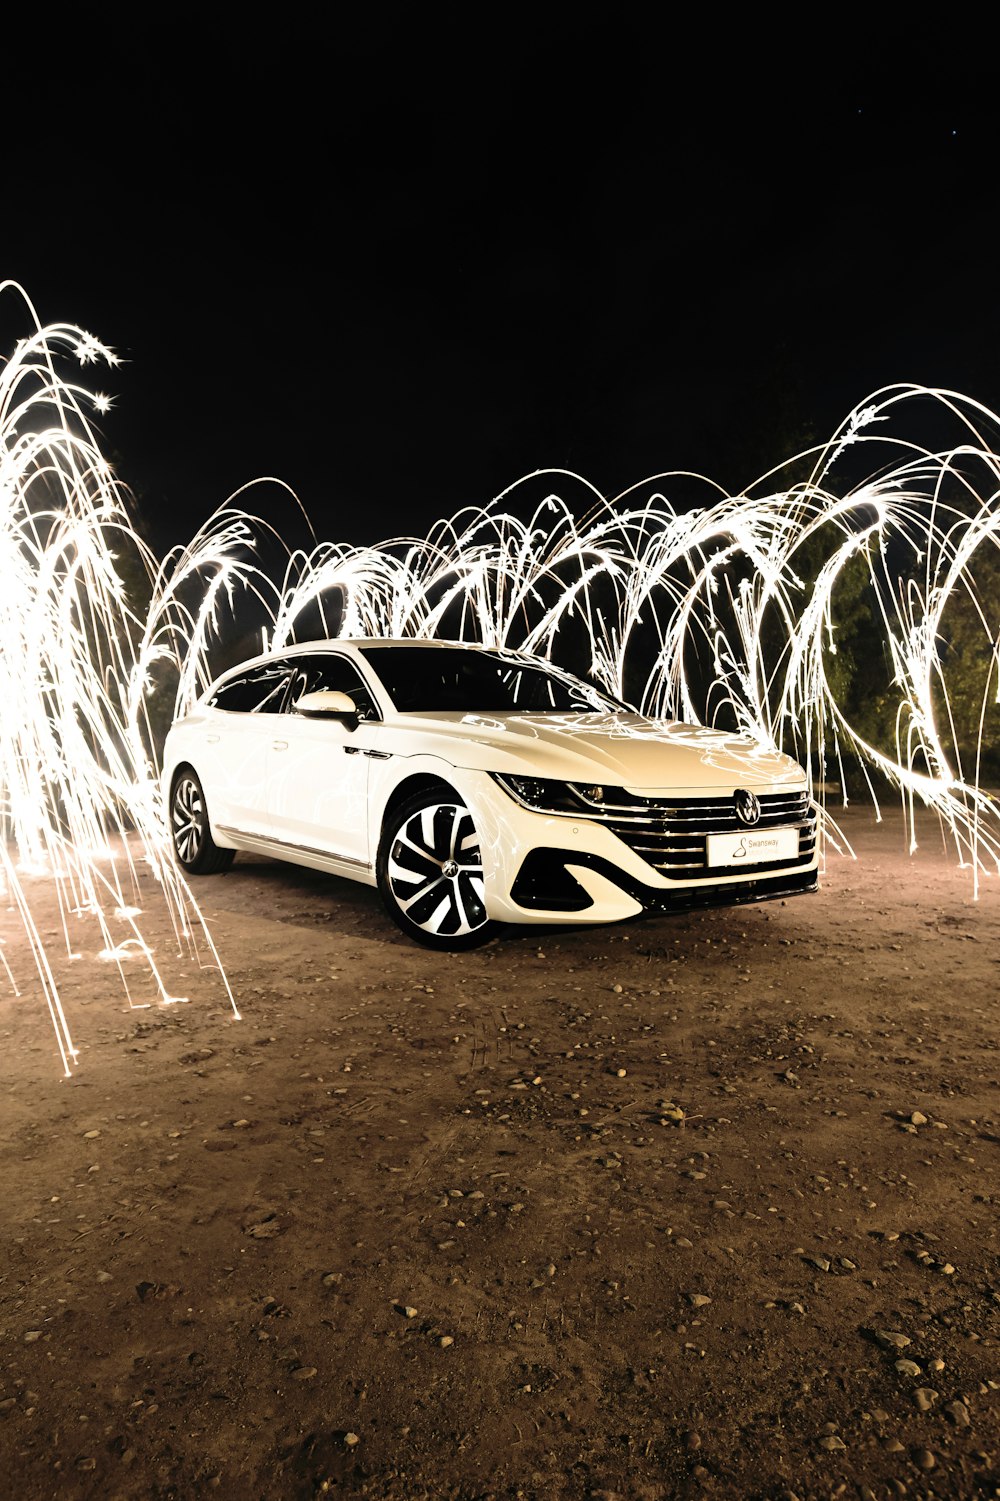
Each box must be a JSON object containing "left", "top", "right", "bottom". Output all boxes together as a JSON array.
[
  {"left": 168, "top": 758, "right": 198, "bottom": 796},
  {"left": 167, "top": 762, "right": 235, "bottom": 873},
  {"left": 375, "top": 773, "right": 495, "bottom": 948},
  {"left": 167, "top": 759, "right": 216, "bottom": 829},
  {"left": 379, "top": 772, "right": 461, "bottom": 846}
]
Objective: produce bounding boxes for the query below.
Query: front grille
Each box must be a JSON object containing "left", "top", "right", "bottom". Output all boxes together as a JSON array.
[{"left": 589, "top": 789, "right": 816, "bottom": 882}]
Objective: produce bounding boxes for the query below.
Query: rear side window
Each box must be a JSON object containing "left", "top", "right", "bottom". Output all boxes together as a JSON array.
[
  {"left": 209, "top": 664, "right": 292, "bottom": 714},
  {"left": 286, "top": 654, "right": 379, "bottom": 721}
]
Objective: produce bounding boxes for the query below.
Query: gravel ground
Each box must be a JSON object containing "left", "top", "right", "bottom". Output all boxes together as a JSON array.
[{"left": 1, "top": 803, "right": 998, "bottom": 1501}]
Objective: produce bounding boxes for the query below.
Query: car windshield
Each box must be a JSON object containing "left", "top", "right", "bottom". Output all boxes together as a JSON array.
[{"left": 360, "top": 645, "right": 626, "bottom": 714}]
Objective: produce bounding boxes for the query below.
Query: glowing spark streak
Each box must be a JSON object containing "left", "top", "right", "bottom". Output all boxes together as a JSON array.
[
  {"left": 5, "top": 285, "right": 1000, "bottom": 1071},
  {"left": 166, "top": 382, "right": 1000, "bottom": 902},
  {"left": 0, "top": 281, "right": 239, "bottom": 1069}
]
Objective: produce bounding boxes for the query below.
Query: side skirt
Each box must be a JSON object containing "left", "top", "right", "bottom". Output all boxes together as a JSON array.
[{"left": 215, "top": 826, "right": 378, "bottom": 888}]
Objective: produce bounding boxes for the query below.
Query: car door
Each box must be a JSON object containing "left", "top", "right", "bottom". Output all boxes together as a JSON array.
[
  {"left": 265, "top": 653, "right": 381, "bottom": 868},
  {"left": 198, "top": 661, "right": 296, "bottom": 837}
]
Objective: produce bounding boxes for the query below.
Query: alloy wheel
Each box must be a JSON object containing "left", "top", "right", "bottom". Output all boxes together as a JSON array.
[
  {"left": 386, "top": 801, "right": 487, "bottom": 938},
  {"left": 172, "top": 774, "right": 205, "bottom": 866}
]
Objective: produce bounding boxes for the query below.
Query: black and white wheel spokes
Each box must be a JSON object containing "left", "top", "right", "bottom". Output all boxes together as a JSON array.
[
  {"left": 172, "top": 777, "right": 204, "bottom": 865},
  {"left": 387, "top": 802, "right": 487, "bottom": 937}
]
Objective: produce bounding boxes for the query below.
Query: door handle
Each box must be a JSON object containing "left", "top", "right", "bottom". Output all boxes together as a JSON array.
[
  {"left": 272, "top": 740, "right": 288, "bottom": 751},
  {"left": 206, "top": 733, "right": 220, "bottom": 744}
]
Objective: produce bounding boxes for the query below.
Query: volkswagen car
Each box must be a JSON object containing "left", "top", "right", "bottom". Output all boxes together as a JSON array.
[{"left": 163, "top": 639, "right": 818, "bottom": 948}]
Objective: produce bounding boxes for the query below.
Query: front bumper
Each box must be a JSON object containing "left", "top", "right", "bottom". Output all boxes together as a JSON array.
[
  {"left": 510, "top": 845, "right": 818, "bottom": 916},
  {"left": 449, "top": 767, "right": 820, "bottom": 926}
]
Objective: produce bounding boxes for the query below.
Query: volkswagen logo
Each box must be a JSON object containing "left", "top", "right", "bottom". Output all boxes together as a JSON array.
[{"left": 734, "top": 788, "right": 761, "bottom": 826}]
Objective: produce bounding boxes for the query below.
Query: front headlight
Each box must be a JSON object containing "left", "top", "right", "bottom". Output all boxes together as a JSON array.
[{"left": 492, "top": 774, "right": 611, "bottom": 813}]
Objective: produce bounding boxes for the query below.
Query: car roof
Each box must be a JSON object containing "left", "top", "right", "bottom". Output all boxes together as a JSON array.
[
  {"left": 204, "top": 638, "right": 545, "bottom": 694},
  {"left": 225, "top": 638, "right": 539, "bottom": 667}
]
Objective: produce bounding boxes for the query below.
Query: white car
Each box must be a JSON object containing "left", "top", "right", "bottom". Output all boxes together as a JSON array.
[{"left": 163, "top": 639, "right": 818, "bottom": 948}]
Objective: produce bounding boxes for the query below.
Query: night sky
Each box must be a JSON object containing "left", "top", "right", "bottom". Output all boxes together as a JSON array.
[{"left": 5, "top": 14, "right": 997, "bottom": 557}]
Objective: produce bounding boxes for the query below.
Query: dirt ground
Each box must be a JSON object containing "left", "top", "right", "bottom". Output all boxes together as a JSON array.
[{"left": 1, "top": 803, "right": 998, "bottom": 1501}]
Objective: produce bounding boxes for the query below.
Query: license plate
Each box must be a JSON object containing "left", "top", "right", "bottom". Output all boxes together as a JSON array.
[{"left": 706, "top": 826, "right": 799, "bottom": 867}]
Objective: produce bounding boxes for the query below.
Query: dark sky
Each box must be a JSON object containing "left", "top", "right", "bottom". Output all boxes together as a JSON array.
[{"left": 5, "top": 13, "right": 998, "bottom": 556}]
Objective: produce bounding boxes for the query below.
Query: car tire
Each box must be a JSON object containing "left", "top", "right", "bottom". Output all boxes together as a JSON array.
[
  {"left": 170, "top": 768, "right": 235, "bottom": 875},
  {"left": 377, "top": 789, "right": 496, "bottom": 949}
]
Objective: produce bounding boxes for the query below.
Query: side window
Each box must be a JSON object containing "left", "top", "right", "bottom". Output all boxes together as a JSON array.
[
  {"left": 287, "top": 655, "right": 379, "bottom": 721},
  {"left": 209, "top": 664, "right": 292, "bottom": 714}
]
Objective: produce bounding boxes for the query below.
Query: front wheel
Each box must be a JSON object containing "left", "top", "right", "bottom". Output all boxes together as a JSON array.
[
  {"left": 377, "top": 791, "right": 495, "bottom": 949},
  {"left": 170, "top": 768, "right": 235, "bottom": 875}
]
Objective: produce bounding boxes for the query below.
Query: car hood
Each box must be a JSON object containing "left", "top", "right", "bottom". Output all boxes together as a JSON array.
[{"left": 383, "top": 711, "right": 805, "bottom": 792}]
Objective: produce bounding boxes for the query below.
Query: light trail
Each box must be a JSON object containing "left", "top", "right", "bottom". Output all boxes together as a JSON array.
[
  {"left": 3, "top": 281, "right": 998, "bottom": 1070},
  {"left": 0, "top": 282, "right": 238, "bottom": 1073},
  {"left": 230, "top": 398, "right": 1000, "bottom": 889}
]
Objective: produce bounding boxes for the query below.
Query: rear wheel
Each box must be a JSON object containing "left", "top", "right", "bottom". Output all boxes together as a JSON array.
[
  {"left": 377, "top": 791, "right": 495, "bottom": 949},
  {"left": 170, "top": 768, "right": 235, "bottom": 875}
]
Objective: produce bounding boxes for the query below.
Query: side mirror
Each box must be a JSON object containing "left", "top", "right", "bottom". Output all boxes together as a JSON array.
[{"left": 293, "top": 690, "right": 359, "bottom": 726}]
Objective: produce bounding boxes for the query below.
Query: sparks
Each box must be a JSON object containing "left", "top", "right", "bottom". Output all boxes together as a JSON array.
[
  {"left": 3, "top": 283, "right": 999, "bottom": 1076},
  {"left": 0, "top": 281, "right": 238, "bottom": 1074}
]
